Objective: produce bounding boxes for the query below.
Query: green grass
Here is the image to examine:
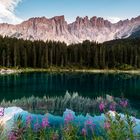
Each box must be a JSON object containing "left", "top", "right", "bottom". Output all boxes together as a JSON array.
[
  {"left": 1, "top": 106, "right": 140, "bottom": 140},
  {"left": 0, "top": 94, "right": 140, "bottom": 139}
]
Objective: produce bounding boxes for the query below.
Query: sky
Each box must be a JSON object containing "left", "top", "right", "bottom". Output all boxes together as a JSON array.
[{"left": 0, "top": 0, "right": 140, "bottom": 24}]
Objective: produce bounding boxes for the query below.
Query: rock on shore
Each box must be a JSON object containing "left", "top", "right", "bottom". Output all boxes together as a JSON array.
[{"left": 0, "top": 69, "right": 19, "bottom": 75}]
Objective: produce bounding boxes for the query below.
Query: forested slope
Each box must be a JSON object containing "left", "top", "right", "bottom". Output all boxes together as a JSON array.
[{"left": 0, "top": 36, "right": 140, "bottom": 69}]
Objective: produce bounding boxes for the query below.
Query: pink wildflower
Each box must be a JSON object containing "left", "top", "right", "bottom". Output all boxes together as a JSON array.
[
  {"left": 82, "top": 128, "right": 86, "bottom": 136},
  {"left": 8, "top": 132, "right": 17, "bottom": 140},
  {"left": 0, "top": 107, "right": 4, "bottom": 116},
  {"left": 64, "top": 113, "right": 74, "bottom": 124},
  {"left": 120, "top": 100, "right": 128, "bottom": 108},
  {"left": 42, "top": 117, "right": 49, "bottom": 128},
  {"left": 109, "top": 103, "right": 116, "bottom": 111},
  {"left": 99, "top": 102, "right": 105, "bottom": 112},
  {"left": 104, "top": 121, "right": 110, "bottom": 130},
  {"left": 26, "top": 115, "right": 32, "bottom": 126},
  {"left": 34, "top": 118, "right": 40, "bottom": 132},
  {"left": 85, "top": 119, "right": 96, "bottom": 128},
  {"left": 34, "top": 123, "right": 40, "bottom": 131},
  {"left": 85, "top": 119, "right": 93, "bottom": 125}
]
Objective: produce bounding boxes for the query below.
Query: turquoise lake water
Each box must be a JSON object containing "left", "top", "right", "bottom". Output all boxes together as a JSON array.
[{"left": 0, "top": 72, "right": 140, "bottom": 109}]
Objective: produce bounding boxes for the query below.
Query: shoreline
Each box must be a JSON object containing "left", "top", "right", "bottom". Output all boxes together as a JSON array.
[
  {"left": 0, "top": 69, "right": 21, "bottom": 75},
  {"left": 1, "top": 68, "right": 140, "bottom": 75}
]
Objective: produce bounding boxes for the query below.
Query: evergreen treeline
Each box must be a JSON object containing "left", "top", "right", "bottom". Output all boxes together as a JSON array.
[{"left": 0, "top": 36, "right": 140, "bottom": 69}]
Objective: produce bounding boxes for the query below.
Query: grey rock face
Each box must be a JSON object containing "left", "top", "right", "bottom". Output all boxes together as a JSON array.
[{"left": 0, "top": 15, "right": 140, "bottom": 44}]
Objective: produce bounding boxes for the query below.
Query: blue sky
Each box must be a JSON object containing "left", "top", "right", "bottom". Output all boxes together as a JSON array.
[{"left": 0, "top": 0, "right": 140, "bottom": 24}]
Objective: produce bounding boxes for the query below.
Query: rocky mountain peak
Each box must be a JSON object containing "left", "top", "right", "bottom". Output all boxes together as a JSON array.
[
  {"left": 74, "top": 16, "right": 91, "bottom": 28},
  {"left": 130, "top": 16, "right": 140, "bottom": 23},
  {"left": 90, "top": 16, "right": 112, "bottom": 28},
  {"left": 21, "top": 17, "right": 49, "bottom": 26},
  {"left": 0, "top": 15, "right": 140, "bottom": 44},
  {"left": 51, "top": 15, "right": 65, "bottom": 22}
]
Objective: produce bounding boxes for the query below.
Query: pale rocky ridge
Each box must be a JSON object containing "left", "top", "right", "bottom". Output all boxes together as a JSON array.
[{"left": 0, "top": 15, "right": 140, "bottom": 44}]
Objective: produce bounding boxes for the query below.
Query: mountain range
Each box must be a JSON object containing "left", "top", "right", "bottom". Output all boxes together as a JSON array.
[{"left": 0, "top": 15, "right": 140, "bottom": 44}]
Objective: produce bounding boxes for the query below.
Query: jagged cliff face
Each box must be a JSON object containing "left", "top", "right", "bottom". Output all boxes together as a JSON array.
[{"left": 0, "top": 15, "right": 140, "bottom": 44}]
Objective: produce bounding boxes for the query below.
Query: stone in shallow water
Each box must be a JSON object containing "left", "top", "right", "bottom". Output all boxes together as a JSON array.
[{"left": 0, "top": 107, "right": 25, "bottom": 132}]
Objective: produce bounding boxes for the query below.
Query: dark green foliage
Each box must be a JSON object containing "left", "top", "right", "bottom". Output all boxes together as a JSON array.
[{"left": 0, "top": 36, "right": 140, "bottom": 69}]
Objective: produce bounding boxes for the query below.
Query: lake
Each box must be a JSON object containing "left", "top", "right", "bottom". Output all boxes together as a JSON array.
[{"left": 0, "top": 72, "right": 140, "bottom": 110}]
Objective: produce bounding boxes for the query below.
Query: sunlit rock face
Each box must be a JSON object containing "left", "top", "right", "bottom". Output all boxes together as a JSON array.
[{"left": 0, "top": 15, "right": 140, "bottom": 44}]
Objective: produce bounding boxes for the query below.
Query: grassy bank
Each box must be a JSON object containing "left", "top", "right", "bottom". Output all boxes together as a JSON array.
[{"left": 0, "top": 94, "right": 139, "bottom": 140}]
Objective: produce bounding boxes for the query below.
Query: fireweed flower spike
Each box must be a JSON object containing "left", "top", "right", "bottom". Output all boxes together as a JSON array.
[
  {"left": 34, "top": 122, "right": 40, "bottom": 132},
  {"left": 64, "top": 112, "right": 74, "bottom": 124},
  {"left": 85, "top": 119, "right": 93, "bottom": 126},
  {"left": 0, "top": 107, "right": 4, "bottom": 117},
  {"left": 34, "top": 117, "right": 40, "bottom": 132},
  {"left": 104, "top": 121, "right": 110, "bottom": 130},
  {"left": 42, "top": 117, "right": 49, "bottom": 128},
  {"left": 109, "top": 103, "right": 116, "bottom": 111},
  {"left": 85, "top": 119, "right": 96, "bottom": 136},
  {"left": 85, "top": 119, "right": 96, "bottom": 128},
  {"left": 99, "top": 102, "right": 105, "bottom": 112},
  {"left": 8, "top": 132, "right": 17, "bottom": 140},
  {"left": 120, "top": 100, "right": 128, "bottom": 108},
  {"left": 82, "top": 128, "right": 86, "bottom": 136},
  {"left": 26, "top": 115, "right": 32, "bottom": 126}
]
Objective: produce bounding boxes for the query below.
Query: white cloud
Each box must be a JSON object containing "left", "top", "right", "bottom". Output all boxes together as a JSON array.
[
  {"left": 0, "top": 0, "right": 23, "bottom": 24},
  {"left": 106, "top": 17, "right": 122, "bottom": 23}
]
